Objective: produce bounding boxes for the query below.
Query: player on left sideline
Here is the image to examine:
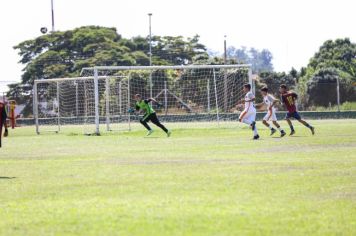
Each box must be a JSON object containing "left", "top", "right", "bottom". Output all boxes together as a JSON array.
[{"left": 0, "top": 101, "right": 9, "bottom": 148}]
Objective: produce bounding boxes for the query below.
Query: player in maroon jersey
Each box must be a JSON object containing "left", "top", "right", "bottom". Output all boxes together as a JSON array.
[{"left": 279, "top": 84, "right": 315, "bottom": 136}]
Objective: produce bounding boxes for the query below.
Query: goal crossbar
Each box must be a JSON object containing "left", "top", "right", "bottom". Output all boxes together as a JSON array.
[
  {"left": 34, "top": 75, "right": 125, "bottom": 84},
  {"left": 80, "top": 64, "right": 251, "bottom": 75}
]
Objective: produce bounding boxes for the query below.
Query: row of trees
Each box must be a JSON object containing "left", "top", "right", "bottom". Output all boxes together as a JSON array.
[
  {"left": 8, "top": 26, "right": 261, "bottom": 116},
  {"left": 256, "top": 38, "right": 356, "bottom": 108},
  {"left": 302, "top": 38, "right": 356, "bottom": 106},
  {"left": 10, "top": 26, "right": 216, "bottom": 115},
  {"left": 8, "top": 26, "right": 356, "bottom": 116}
]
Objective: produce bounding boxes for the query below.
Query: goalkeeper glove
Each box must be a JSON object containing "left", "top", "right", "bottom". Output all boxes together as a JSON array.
[{"left": 127, "top": 108, "right": 135, "bottom": 114}]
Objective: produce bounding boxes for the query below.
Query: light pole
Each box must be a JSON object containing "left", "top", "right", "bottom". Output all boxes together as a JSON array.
[
  {"left": 148, "top": 13, "right": 153, "bottom": 66},
  {"left": 148, "top": 13, "right": 153, "bottom": 98},
  {"left": 51, "top": 0, "right": 55, "bottom": 32},
  {"left": 224, "top": 35, "right": 227, "bottom": 64}
]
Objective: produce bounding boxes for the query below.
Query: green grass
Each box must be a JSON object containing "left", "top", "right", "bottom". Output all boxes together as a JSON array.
[{"left": 0, "top": 120, "right": 355, "bottom": 236}]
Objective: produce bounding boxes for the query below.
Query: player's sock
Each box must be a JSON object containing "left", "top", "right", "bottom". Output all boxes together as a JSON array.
[
  {"left": 310, "top": 126, "right": 315, "bottom": 135},
  {"left": 289, "top": 125, "right": 294, "bottom": 131},
  {"left": 268, "top": 125, "right": 273, "bottom": 130},
  {"left": 159, "top": 125, "right": 168, "bottom": 133},
  {"left": 253, "top": 127, "right": 258, "bottom": 136},
  {"left": 251, "top": 121, "right": 256, "bottom": 130},
  {"left": 140, "top": 119, "right": 151, "bottom": 130},
  {"left": 304, "top": 123, "right": 312, "bottom": 128}
]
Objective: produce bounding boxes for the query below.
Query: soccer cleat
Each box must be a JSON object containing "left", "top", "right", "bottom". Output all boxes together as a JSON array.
[
  {"left": 251, "top": 121, "right": 256, "bottom": 130},
  {"left": 167, "top": 130, "right": 172, "bottom": 137},
  {"left": 310, "top": 126, "right": 315, "bottom": 135},
  {"left": 4, "top": 129, "right": 8, "bottom": 137},
  {"left": 253, "top": 134, "right": 260, "bottom": 140},
  {"left": 270, "top": 128, "right": 277, "bottom": 136},
  {"left": 280, "top": 130, "right": 286, "bottom": 137},
  {"left": 289, "top": 130, "right": 295, "bottom": 136},
  {"left": 146, "top": 130, "right": 154, "bottom": 136}
]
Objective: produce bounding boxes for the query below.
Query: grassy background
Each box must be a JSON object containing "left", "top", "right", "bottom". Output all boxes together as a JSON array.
[{"left": 0, "top": 120, "right": 355, "bottom": 235}]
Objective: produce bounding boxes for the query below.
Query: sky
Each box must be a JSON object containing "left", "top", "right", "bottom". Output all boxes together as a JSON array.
[{"left": 0, "top": 0, "right": 355, "bottom": 92}]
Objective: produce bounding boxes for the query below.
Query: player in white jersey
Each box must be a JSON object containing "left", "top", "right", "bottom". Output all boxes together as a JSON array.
[
  {"left": 237, "top": 84, "right": 259, "bottom": 140},
  {"left": 256, "top": 87, "right": 286, "bottom": 137}
]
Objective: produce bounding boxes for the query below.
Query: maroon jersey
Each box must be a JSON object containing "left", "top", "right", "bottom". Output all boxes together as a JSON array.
[
  {"left": 281, "top": 92, "right": 298, "bottom": 113},
  {"left": 0, "top": 103, "right": 4, "bottom": 147},
  {"left": 0, "top": 102, "right": 6, "bottom": 125}
]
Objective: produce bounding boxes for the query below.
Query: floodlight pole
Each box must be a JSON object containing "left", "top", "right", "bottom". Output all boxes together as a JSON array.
[
  {"left": 224, "top": 35, "right": 227, "bottom": 64},
  {"left": 148, "top": 13, "right": 153, "bottom": 66},
  {"left": 148, "top": 13, "right": 153, "bottom": 98},
  {"left": 51, "top": 0, "right": 55, "bottom": 32}
]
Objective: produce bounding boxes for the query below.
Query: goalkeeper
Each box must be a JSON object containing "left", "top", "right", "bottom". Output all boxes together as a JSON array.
[
  {"left": 0, "top": 101, "right": 9, "bottom": 148},
  {"left": 131, "top": 94, "right": 171, "bottom": 137}
]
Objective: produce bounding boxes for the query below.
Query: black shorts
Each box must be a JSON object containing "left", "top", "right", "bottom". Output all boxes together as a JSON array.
[{"left": 142, "top": 113, "right": 159, "bottom": 123}]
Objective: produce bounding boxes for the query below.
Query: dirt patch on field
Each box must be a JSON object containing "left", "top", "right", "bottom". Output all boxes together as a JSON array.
[{"left": 101, "top": 158, "right": 266, "bottom": 166}]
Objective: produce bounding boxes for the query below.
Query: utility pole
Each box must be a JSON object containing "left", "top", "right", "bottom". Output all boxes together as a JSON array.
[
  {"left": 223, "top": 35, "right": 228, "bottom": 112},
  {"left": 148, "top": 13, "right": 153, "bottom": 98},
  {"left": 224, "top": 35, "right": 227, "bottom": 64},
  {"left": 51, "top": 0, "right": 55, "bottom": 32}
]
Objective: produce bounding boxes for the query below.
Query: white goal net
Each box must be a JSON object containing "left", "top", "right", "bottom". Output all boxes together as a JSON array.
[{"left": 34, "top": 64, "right": 252, "bottom": 135}]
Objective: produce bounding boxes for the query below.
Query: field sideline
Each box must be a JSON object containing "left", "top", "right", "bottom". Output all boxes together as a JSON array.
[{"left": 0, "top": 120, "right": 355, "bottom": 235}]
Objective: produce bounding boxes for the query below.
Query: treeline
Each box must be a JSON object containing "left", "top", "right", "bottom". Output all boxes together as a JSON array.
[
  {"left": 9, "top": 26, "right": 270, "bottom": 116},
  {"left": 256, "top": 39, "right": 356, "bottom": 108},
  {"left": 9, "top": 26, "right": 356, "bottom": 115}
]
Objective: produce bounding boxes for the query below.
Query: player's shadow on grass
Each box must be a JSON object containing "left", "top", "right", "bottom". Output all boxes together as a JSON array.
[
  {"left": 0, "top": 177, "right": 16, "bottom": 179},
  {"left": 271, "top": 135, "right": 306, "bottom": 139}
]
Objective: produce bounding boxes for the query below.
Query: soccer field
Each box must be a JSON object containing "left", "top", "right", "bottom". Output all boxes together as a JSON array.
[{"left": 0, "top": 120, "right": 355, "bottom": 235}]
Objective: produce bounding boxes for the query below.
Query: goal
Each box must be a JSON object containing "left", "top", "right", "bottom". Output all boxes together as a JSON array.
[
  {"left": 34, "top": 64, "right": 252, "bottom": 135},
  {"left": 34, "top": 75, "right": 130, "bottom": 134}
]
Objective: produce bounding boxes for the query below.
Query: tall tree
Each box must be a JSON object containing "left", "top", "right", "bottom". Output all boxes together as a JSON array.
[
  {"left": 299, "top": 38, "right": 356, "bottom": 106},
  {"left": 10, "top": 26, "right": 211, "bottom": 116}
]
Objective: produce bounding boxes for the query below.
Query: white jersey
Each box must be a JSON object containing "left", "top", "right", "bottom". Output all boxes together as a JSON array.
[
  {"left": 263, "top": 94, "right": 277, "bottom": 121},
  {"left": 263, "top": 94, "right": 276, "bottom": 111},
  {"left": 244, "top": 91, "right": 255, "bottom": 111}
]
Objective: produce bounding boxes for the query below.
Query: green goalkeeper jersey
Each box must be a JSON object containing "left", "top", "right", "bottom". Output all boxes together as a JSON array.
[{"left": 135, "top": 99, "right": 155, "bottom": 115}]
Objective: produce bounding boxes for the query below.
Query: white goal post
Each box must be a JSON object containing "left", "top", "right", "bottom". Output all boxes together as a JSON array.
[{"left": 34, "top": 64, "right": 252, "bottom": 135}]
